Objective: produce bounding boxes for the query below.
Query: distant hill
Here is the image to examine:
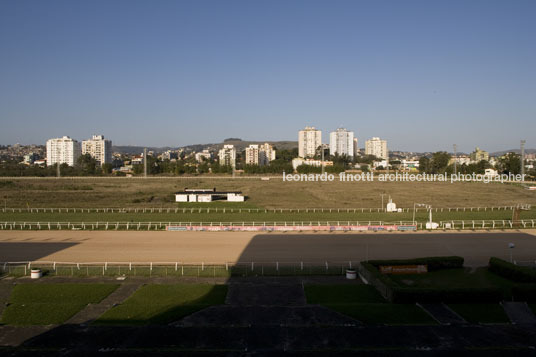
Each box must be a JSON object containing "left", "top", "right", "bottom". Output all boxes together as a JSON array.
[
  {"left": 491, "top": 149, "right": 536, "bottom": 156},
  {"left": 112, "top": 140, "right": 298, "bottom": 155}
]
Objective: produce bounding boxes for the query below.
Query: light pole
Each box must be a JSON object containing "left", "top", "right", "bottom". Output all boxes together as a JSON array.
[
  {"left": 521, "top": 140, "right": 526, "bottom": 182},
  {"left": 453, "top": 144, "right": 457, "bottom": 175},
  {"left": 413, "top": 203, "right": 431, "bottom": 225},
  {"left": 508, "top": 243, "right": 515, "bottom": 263},
  {"left": 380, "top": 193, "right": 386, "bottom": 211}
]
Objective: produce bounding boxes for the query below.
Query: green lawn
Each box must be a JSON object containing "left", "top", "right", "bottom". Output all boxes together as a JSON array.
[
  {"left": 304, "top": 284, "right": 435, "bottom": 325},
  {"left": 325, "top": 303, "right": 436, "bottom": 325},
  {"left": 1, "top": 283, "right": 118, "bottom": 325},
  {"left": 448, "top": 304, "right": 510, "bottom": 324},
  {"left": 96, "top": 284, "right": 228, "bottom": 325},
  {"left": 389, "top": 268, "right": 516, "bottom": 298},
  {"left": 305, "top": 284, "right": 387, "bottom": 304}
]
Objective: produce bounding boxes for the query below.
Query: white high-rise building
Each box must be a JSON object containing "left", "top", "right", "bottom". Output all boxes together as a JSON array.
[
  {"left": 218, "top": 144, "right": 236, "bottom": 168},
  {"left": 365, "top": 137, "right": 388, "bottom": 160},
  {"left": 353, "top": 138, "right": 359, "bottom": 156},
  {"left": 259, "top": 143, "right": 276, "bottom": 166},
  {"left": 245, "top": 145, "right": 260, "bottom": 166},
  {"left": 329, "top": 128, "right": 354, "bottom": 157},
  {"left": 245, "top": 143, "right": 276, "bottom": 166},
  {"left": 82, "top": 135, "right": 112, "bottom": 166},
  {"left": 46, "top": 136, "right": 81, "bottom": 167},
  {"left": 298, "top": 126, "right": 322, "bottom": 158}
]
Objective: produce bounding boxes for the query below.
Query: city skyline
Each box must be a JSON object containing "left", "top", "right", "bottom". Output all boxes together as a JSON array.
[{"left": 1, "top": 0, "right": 535, "bottom": 151}]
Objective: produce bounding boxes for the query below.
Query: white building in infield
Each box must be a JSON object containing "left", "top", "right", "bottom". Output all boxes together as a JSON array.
[
  {"left": 365, "top": 137, "right": 388, "bottom": 160},
  {"left": 218, "top": 145, "right": 236, "bottom": 168},
  {"left": 175, "top": 188, "right": 244, "bottom": 202},
  {"left": 298, "top": 126, "right": 322, "bottom": 158},
  {"left": 329, "top": 128, "right": 354, "bottom": 157},
  {"left": 46, "top": 136, "right": 81, "bottom": 166},
  {"left": 82, "top": 135, "right": 112, "bottom": 166}
]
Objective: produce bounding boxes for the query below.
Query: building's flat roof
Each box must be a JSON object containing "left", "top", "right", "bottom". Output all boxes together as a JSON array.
[{"left": 175, "top": 191, "right": 242, "bottom": 195}]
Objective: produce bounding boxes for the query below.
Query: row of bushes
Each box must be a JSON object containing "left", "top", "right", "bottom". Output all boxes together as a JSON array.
[
  {"left": 488, "top": 257, "right": 536, "bottom": 283},
  {"left": 360, "top": 256, "right": 506, "bottom": 303},
  {"left": 367, "top": 256, "right": 464, "bottom": 271}
]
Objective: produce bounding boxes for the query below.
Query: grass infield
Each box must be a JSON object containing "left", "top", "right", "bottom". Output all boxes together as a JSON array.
[{"left": 1, "top": 178, "right": 535, "bottom": 209}]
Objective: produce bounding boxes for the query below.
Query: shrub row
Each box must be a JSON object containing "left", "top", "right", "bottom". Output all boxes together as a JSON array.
[
  {"left": 488, "top": 257, "right": 536, "bottom": 283},
  {"left": 367, "top": 256, "right": 464, "bottom": 271},
  {"left": 360, "top": 256, "right": 503, "bottom": 303}
]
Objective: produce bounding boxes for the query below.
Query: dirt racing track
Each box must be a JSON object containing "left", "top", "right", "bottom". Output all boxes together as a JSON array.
[{"left": 1, "top": 230, "right": 536, "bottom": 266}]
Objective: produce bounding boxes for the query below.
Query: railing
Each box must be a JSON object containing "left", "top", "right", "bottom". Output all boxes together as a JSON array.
[
  {"left": 0, "top": 221, "right": 418, "bottom": 231},
  {"left": 0, "top": 260, "right": 359, "bottom": 277},
  {"left": 0, "top": 205, "right": 528, "bottom": 214},
  {"left": 439, "top": 219, "right": 536, "bottom": 229}
]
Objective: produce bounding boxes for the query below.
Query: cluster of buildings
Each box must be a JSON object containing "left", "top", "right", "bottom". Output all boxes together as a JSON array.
[
  {"left": 215, "top": 143, "right": 276, "bottom": 168},
  {"left": 3, "top": 130, "right": 531, "bottom": 175},
  {"left": 298, "top": 126, "right": 388, "bottom": 160},
  {"left": 46, "top": 135, "right": 112, "bottom": 166}
]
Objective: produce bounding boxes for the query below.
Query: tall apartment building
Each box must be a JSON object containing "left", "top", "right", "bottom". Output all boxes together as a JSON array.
[
  {"left": 298, "top": 126, "right": 322, "bottom": 158},
  {"left": 245, "top": 143, "right": 276, "bottom": 166},
  {"left": 218, "top": 144, "right": 236, "bottom": 168},
  {"left": 82, "top": 135, "right": 112, "bottom": 165},
  {"left": 470, "top": 147, "right": 489, "bottom": 162},
  {"left": 46, "top": 136, "right": 81, "bottom": 166},
  {"left": 245, "top": 145, "right": 260, "bottom": 165},
  {"left": 329, "top": 128, "right": 354, "bottom": 157},
  {"left": 259, "top": 143, "right": 276, "bottom": 166},
  {"left": 364, "top": 137, "right": 388, "bottom": 160},
  {"left": 353, "top": 138, "right": 359, "bottom": 156}
]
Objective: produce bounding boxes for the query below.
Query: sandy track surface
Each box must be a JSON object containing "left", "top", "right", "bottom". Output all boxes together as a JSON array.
[{"left": 1, "top": 230, "right": 535, "bottom": 266}]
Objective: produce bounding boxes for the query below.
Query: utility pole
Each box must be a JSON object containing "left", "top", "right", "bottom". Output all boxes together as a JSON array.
[
  {"left": 521, "top": 140, "right": 526, "bottom": 182},
  {"left": 56, "top": 163, "right": 60, "bottom": 178},
  {"left": 321, "top": 144, "right": 325, "bottom": 175},
  {"left": 144, "top": 148, "right": 147, "bottom": 178},
  {"left": 453, "top": 144, "right": 457, "bottom": 175},
  {"left": 380, "top": 193, "right": 386, "bottom": 211}
]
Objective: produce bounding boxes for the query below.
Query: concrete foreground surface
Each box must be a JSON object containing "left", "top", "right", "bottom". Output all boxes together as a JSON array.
[{"left": 1, "top": 230, "right": 536, "bottom": 266}]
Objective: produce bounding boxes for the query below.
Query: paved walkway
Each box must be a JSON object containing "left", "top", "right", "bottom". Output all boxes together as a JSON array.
[
  {"left": 174, "top": 280, "right": 361, "bottom": 327},
  {"left": 418, "top": 303, "right": 467, "bottom": 325},
  {"left": 65, "top": 282, "right": 143, "bottom": 325},
  {"left": 502, "top": 302, "right": 536, "bottom": 325}
]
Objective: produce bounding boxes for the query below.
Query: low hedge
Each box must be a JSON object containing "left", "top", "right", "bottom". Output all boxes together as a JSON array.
[
  {"left": 391, "top": 287, "right": 503, "bottom": 304},
  {"left": 360, "top": 256, "right": 503, "bottom": 303},
  {"left": 367, "top": 256, "right": 464, "bottom": 271},
  {"left": 488, "top": 257, "right": 536, "bottom": 283},
  {"left": 511, "top": 284, "right": 536, "bottom": 302}
]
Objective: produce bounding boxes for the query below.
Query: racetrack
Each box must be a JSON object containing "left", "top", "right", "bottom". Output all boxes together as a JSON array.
[{"left": 1, "top": 230, "right": 535, "bottom": 267}]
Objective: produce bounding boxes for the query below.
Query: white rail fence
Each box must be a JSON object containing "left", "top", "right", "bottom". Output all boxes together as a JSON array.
[
  {"left": 0, "top": 221, "right": 418, "bottom": 230},
  {"left": 1, "top": 220, "right": 535, "bottom": 230},
  {"left": 0, "top": 205, "right": 528, "bottom": 214},
  {"left": 0, "top": 260, "right": 358, "bottom": 277},
  {"left": 439, "top": 220, "right": 536, "bottom": 229}
]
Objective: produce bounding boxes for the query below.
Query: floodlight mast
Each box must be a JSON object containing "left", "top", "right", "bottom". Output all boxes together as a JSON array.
[
  {"left": 521, "top": 140, "right": 526, "bottom": 182},
  {"left": 413, "top": 203, "right": 431, "bottom": 225},
  {"left": 453, "top": 144, "right": 457, "bottom": 175}
]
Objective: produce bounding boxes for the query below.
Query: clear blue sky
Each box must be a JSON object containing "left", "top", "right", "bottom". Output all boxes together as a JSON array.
[{"left": 1, "top": 0, "right": 534, "bottom": 152}]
